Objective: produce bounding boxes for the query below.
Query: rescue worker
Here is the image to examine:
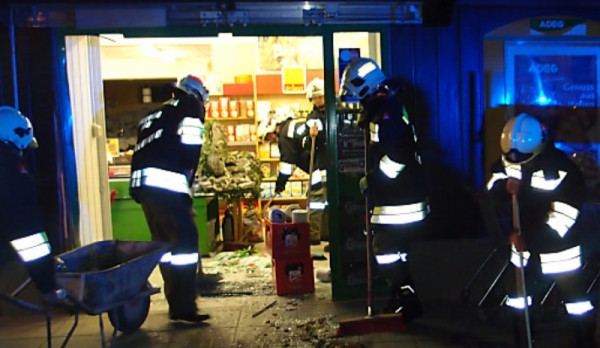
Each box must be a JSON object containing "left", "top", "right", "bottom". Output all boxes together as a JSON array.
[
  {"left": 305, "top": 78, "right": 329, "bottom": 246},
  {"left": 487, "top": 113, "right": 595, "bottom": 348},
  {"left": 129, "top": 75, "right": 209, "bottom": 323},
  {"left": 340, "top": 58, "right": 430, "bottom": 320},
  {"left": 257, "top": 113, "right": 310, "bottom": 197},
  {"left": 0, "top": 106, "right": 64, "bottom": 304}
]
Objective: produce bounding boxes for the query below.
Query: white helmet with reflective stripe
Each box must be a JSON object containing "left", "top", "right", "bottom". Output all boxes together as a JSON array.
[
  {"left": 339, "top": 58, "right": 387, "bottom": 100},
  {"left": 256, "top": 118, "right": 278, "bottom": 142},
  {"left": 178, "top": 75, "right": 209, "bottom": 103},
  {"left": 500, "top": 113, "right": 546, "bottom": 164},
  {"left": 0, "top": 106, "right": 35, "bottom": 150},
  {"left": 306, "top": 78, "right": 324, "bottom": 101}
]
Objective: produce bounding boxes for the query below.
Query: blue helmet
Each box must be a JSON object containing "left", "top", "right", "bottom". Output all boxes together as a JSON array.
[
  {"left": 0, "top": 106, "right": 35, "bottom": 150},
  {"left": 178, "top": 75, "right": 209, "bottom": 103},
  {"left": 339, "top": 58, "right": 387, "bottom": 100}
]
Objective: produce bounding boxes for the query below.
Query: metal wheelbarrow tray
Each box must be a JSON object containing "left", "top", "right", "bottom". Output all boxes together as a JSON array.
[
  {"left": 56, "top": 240, "right": 167, "bottom": 314},
  {"left": 53, "top": 240, "right": 169, "bottom": 347}
]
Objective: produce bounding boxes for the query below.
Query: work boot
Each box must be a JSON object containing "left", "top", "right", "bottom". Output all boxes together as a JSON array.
[
  {"left": 511, "top": 310, "right": 536, "bottom": 348},
  {"left": 169, "top": 312, "right": 211, "bottom": 323},
  {"left": 384, "top": 285, "right": 423, "bottom": 322},
  {"left": 573, "top": 311, "right": 597, "bottom": 348}
]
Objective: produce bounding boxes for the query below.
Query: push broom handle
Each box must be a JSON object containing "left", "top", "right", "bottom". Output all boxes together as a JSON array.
[
  {"left": 512, "top": 193, "right": 533, "bottom": 348},
  {"left": 364, "top": 126, "right": 374, "bottom": 317},
  {"left": 307, "top": 133, "right": 316, "bottom": 220}
]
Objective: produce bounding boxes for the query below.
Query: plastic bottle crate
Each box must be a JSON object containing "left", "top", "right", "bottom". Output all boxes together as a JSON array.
[
  {"left": 271, "top": 256, "right": 315, "bottom": 296},
  {"left": 264, "top": 220, "right": 310, "bottom": 259}
]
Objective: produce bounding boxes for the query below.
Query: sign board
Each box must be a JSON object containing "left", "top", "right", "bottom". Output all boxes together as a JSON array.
[
  {"left": 281, "top": 66, "right": 306, "bottom": 94},
  {"left": 530, "top": 18, "right": 586, "bottom": 36},
  {"left": 513, "top": 54, "right": 597, "bottom": 107}
]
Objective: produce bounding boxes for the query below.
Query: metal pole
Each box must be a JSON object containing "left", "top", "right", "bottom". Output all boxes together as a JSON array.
[
  {"left": 9, "top": 7, "right": 19, "bottom": 109},
  {"left": 512, "top": 193, "right": 533, "bottom": 348},
  {"left": 363, "top": 125, "right": 373, "bottom": 317}
]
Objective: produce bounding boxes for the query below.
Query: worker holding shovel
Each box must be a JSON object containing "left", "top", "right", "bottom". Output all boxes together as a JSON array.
[{"left": 487, "top": 113, "right": 595, "bottom": 348}]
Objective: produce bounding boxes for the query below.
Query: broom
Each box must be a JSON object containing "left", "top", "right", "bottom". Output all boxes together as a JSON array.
[
  {"left": 512, "top": 193, "right": 534, "bottom": 348},
  {"left": 335, "top": 122, "right": 406, "bottom": 337}
]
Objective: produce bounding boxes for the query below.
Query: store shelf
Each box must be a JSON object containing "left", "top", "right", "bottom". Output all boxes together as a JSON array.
[
  {"left": 228, "top": 141, "right": 255, "bottom": 146},
  {"left": 259, "top": 158, "right": 279, "bottom": 162},
  {"left": 261, "top": 197, "right": 307, "bottom": 202},
  {"left": 206, "top": 117, "right": 254, "bottom": 122},
  {"left": 222, "top": 82, "right": 253, "bottom": 96},
  {"left": 262, "top": 177, "right": 308, "bottom": 182}
]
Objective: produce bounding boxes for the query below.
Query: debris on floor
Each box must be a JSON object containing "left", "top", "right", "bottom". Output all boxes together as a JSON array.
[
  {"left": 198, "top": 249, "right": 275, "bottom": 296},
  {"left": 239, "top": 298, "right": 363, "bottom": 348}
]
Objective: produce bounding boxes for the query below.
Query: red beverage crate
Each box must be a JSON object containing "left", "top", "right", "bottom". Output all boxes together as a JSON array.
[
  {"left": 272, "top": 256, "right": 315, "bottom": 296},
  {"left": 264, "top": 220, "right": 310, "bottom": 259}
]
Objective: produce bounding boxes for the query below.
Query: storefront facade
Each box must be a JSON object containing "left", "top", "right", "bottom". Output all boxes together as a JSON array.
[{"left": 2, "top": 0, "right": 600, "bottom": 300}]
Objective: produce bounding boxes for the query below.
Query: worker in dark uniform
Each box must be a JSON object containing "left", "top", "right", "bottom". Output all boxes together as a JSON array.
[
  {"left": 129, "top": 75, "right": 209, "bottom": 323},
  {"left": 0, "top": 106, "right": 64, "bottom": 304},
  {"left": 340, "top": 58, "right": 430, "bottom": 320},
  {"left": 487, "top": 113, "right": 595, "bottom": 348},
  {"left": 305, "top": 78, "right": 329, "bottom": 246},
  {"left": 257, "top": 113, "right": 310, "bottom": 197}
]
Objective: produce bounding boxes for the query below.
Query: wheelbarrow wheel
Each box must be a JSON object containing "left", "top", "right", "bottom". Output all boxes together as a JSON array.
[{"left": 108, "top": 282, "right": 151, "bottom": 334}]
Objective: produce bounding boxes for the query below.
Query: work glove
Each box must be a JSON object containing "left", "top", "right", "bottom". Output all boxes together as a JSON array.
[
  {"left": 506, "top": 177, "right": 521, "bottom": 195},
  {"left": 359, "top": 176, "right": 368, "bottom": 194}
]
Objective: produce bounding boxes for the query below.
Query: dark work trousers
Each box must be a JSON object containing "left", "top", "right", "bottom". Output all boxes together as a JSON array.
[
  {"left": 506, "top": 252, "right": 591, "bottom": 309},
  {"left": 136, "top": 189, "right": 200, "bottom": 316},
  {"left": 372, "top": 222, "right": 422, "bottom": 291},
  {"left": 308, "top": 183, "right": 328, "bottom": 243}
]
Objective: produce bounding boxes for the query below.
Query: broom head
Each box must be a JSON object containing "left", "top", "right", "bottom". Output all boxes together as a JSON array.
[{"left": 335, "top": 313, "right": 406, "bottom": 337}]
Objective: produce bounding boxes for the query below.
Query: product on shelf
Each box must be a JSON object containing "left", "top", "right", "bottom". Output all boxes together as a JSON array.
[
  {"left": 210, "top": 100, "right": 220, "bottom": 118},
  {"left": 220, "top": 97, "right": 230, "bottom": 117},
  {"left": 229, "top": 100, "right": 239, "bottom": 117},
  {"left": 246, "top": 100, "right": 255, "bottom": 118}
]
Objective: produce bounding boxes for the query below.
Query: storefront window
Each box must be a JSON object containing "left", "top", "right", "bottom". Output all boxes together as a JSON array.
[{"left": 484, "top": 18, "right": 600, "bottom": 201}]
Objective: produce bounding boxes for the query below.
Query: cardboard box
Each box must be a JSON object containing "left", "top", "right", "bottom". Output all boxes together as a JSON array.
[
  {"left": 265, "top": 220, "right": 310, "bottom": 259},
  {"left": 272, "top": 256, "right": 315, "bottom": 296}
]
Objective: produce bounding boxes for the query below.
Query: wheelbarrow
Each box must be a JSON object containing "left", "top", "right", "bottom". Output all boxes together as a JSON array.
[{"left": 1, "top": 240, "right": 169, "bottom": 348}]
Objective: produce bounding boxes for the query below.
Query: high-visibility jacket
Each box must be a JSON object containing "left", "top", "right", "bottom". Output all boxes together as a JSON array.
[
  {"left": 487, "top": 144, "right": 585, "bottom": 254},
  {"left": 0, "top": 143, "right": 55, "bottom": 294},
  {"left": 367, "top": 155, "right": 430, "bottom": 227},
  {"left": 306, "top": 108, "right": 327, "bottom": 189},
  {"left": 276, "top": 118, "right": 310, "bottom": 191},
  {"left": 130, "top": 90, "right": 205, "bottom": 198}
]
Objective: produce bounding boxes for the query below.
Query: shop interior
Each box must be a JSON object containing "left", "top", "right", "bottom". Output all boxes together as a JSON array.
[{"left": 100, "top": 32, "right": 380, "bottom": 297}]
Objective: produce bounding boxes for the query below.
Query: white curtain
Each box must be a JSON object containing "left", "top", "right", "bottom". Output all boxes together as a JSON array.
[{"left": 65, "top": 35, "right": 112, "bottom": 245}]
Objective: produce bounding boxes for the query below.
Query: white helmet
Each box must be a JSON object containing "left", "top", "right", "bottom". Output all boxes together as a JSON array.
[
  {"left": 339, "top": 58, "right": 387, "bottom": 100},
  {"left": 306, "top": 78, "right": 324, "bottom": 101},
  {"left": 500, "top": 113, "right": 546, "bottom": 164},
  {"left": 178, "top": 75, "right": 209, "bottom": 103},
  {"left": 256, "top": 118, "right": 278, "bottom": 142},
  {"left": 0, "top": 106, "right": 35, "bottom": 150}
]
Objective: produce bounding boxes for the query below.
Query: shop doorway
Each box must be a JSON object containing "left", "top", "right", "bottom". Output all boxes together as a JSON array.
[{"left": 65, "top": 29, "right": 384, "bottom": 299}]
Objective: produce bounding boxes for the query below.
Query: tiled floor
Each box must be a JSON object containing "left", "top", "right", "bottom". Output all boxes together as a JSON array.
[{"left": 0, "top": 243, "right": 595, "bottom": 348}]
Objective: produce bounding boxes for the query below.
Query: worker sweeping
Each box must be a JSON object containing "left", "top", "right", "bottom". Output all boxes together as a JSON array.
[
  {"left": 257, "top": 112, "right": 310, "bottom": 201},
  {"left": 129, "top": 75, "right": 209, "bottom": 323},
  {"left": 340, "top": 58, "right": 430, "bottom": 321},
  {"left": 487, "top": 113, "right": 595, "bottom": 348},
  {"left": 305, "top": 78, "right": 329, "bottom": 247},
  {"left": 0, "top": 106, "right": 65, "bottom": 305}
]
